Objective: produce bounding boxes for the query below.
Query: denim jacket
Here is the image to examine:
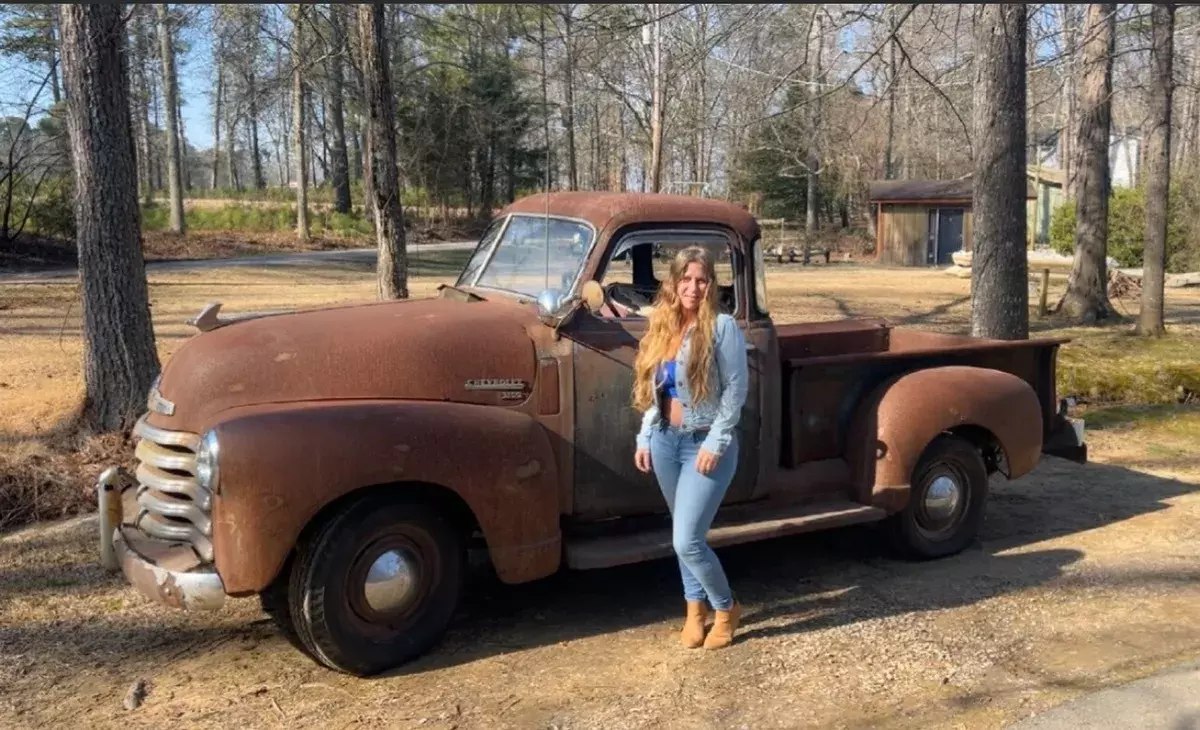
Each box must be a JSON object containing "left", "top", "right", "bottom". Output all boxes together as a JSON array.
[{"left": 635, "top": 313, "right": 749, "bottom": 457}]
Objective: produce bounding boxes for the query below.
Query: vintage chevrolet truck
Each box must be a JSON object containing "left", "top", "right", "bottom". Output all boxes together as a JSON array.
[{"left": 98, "top": 192, "right": 1087, "bottom": 676}]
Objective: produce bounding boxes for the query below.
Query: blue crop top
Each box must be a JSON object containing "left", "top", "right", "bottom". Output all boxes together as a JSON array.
[{"left": 657, "top": 360, "right": 679, "bottom": 399}]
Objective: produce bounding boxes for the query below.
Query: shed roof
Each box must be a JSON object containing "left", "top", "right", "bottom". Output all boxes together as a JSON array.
[{"left": 868, "top": 177, "right": 1036, "bottom": 203}]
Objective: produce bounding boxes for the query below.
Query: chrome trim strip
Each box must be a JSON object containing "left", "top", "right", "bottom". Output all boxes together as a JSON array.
[
  {"left": 135, "top": 439, "right": 197, "bottom": 474},
  {"left": 136, "top": 463, "right": 211, "bottom": 509},
  {"left": 133, "top": 415, "right": 201, "bottom": 450},
  {"left": 138, "top": 490, "right": 212, "bottom": 536},
  {"left": 136, "top": 512, "right": 214, "bottom": 562}
]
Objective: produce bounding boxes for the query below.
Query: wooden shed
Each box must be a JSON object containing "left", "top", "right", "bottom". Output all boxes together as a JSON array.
[{"left": 869, "top": 178, "right": 1036, "bottom": 266}]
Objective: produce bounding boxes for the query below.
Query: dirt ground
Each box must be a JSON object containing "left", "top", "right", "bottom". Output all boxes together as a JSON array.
[{"left": 3, "top": 259, "right": 1200, "bottom": 728}]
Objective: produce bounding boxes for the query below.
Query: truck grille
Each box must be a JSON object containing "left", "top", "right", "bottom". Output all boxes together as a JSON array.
[{"left": 131, "top": 415, "right": 214, "bottom": 562}]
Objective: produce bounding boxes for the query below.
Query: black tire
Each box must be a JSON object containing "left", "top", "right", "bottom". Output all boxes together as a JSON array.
[
  {"left": 287, "top": 496, "right": 464, "bottom": 676},
  {"left": 886, "top": 434, "right": 988, "bottom": 560},
  {"left": 259, "top": 555, "right": 308, "bottom": 654}
]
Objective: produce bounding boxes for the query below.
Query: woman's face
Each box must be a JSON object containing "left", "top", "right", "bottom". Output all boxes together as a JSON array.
[{"left": 676, "top": 261, "right": 710, "bottom": 313}]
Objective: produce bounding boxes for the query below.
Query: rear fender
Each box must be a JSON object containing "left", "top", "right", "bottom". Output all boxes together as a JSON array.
[
  {"left": 846, "top": 366, "right": 1043, "bottom": 512},
  {"left": 208, "top": 400, "right": 561, "bottom": 594}
]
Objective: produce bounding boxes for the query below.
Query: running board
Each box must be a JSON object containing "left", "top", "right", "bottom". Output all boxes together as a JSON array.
[{"left": 565, "top": 500, "right": 886, "bottom": 570}]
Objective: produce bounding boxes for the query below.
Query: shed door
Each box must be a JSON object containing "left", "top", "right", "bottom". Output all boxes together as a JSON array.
[{"left": 936, "top": 208, "right": 965, "bottom": 264}]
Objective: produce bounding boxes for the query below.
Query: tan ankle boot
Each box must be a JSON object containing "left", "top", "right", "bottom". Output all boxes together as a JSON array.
[
  {"left": 703, "top": 602, "right": 742, "bottom": 650},
  {"left": 680, "top": 600, "right": 710, "bottom": 648}
]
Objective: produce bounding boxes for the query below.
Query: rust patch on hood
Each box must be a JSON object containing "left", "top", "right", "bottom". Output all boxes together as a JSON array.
[{"left": 151, "top": 296, "right": 540, "bottom": 433}]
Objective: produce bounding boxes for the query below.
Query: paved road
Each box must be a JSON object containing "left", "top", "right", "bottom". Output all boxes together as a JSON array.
[
  {"left": 0, "top": 241, "right": 476, "bottom": 285},
  {"left": 1007, "top": 660, "right": 1200, "bottom": 730}
]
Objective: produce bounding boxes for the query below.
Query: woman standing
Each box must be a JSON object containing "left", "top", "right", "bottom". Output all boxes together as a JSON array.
[{"left": 632, "top": 245, "right": 749, "bottom": 650}]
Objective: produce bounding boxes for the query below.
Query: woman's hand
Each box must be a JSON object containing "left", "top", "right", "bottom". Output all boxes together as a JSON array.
[
  {"left": 635, "top": 448, "right": 653, "bottom": 473},
  {"left": 695, "top": 448, "right": 720, "bottom": 475}
]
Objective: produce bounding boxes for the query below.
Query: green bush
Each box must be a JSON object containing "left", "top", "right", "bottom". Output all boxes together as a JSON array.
[
  {"left": 1048, "top": 186, "right": 1189, "bottom": 270},
  {"left": 139, "top": 202, "right": 374, "bottom": 238}
]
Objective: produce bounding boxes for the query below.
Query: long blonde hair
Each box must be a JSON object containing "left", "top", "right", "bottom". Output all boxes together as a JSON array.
[{"left": 632, "top": 246, "right": 720, "bottom": 412}]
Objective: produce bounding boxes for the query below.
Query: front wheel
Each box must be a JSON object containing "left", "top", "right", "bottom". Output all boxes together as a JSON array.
[
  {"left": 886, "top": 434, "right": 988, "bottom": 560},
  {"left": 288, "top": 496, "right": 464, "bottom": 676}
]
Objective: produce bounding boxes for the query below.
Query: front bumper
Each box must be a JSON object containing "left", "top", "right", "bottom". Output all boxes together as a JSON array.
[{"left": 98, "top": 466, "right": 227, "bottom": 611}]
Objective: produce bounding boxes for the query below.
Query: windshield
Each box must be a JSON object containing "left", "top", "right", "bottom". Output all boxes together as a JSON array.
[{"left": 456, "top": 214, "right": 594, "bottom": 298}]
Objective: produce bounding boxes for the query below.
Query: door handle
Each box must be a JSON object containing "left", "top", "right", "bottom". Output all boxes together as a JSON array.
[{"left": 745, "top": 342, "right": 758, "bottom": 353}]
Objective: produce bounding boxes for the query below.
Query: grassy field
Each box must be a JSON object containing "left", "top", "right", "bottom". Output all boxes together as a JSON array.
[{"left": 1, "top": 251, "right": 1198, "bottom": 527}]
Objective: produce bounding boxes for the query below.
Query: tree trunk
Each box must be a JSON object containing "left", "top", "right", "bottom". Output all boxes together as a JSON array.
[
  {"left": 970, "top": 4, "right": 1029, "bottom": 341},
  {"left": 156, "top": 4, "right": 185, "bottom": 233},
  {"left": 226, "top": 111, "right": 240, "bottom": 191},
  {"left": 59, "top": 4, "right": 161, "bottom": 432},
  {"left": 884, "top": 6, "right": 898, "bottom": 179},
  {"left": 358, "top": 3, "right": 406, "bottom": 300},
  {"left": 1137, "top": 4, "right": 1175, "bottom": 337},
  {"left": 563, "top": 4, "right": 577, "bottom": 191},
  {"left": 1060, "top": 4, "right": 1078, "bottom": 201},
  {"left": 328, "top": 3, "right": 352, "bottom": 214},
  {"left": 291, "top": 6, "right": 310, "bottom": 242},
  {"left": 131, "top": 12, "right": 154, "bottom": 206},
  {"left": 648, "top": 6, "right": 664, "bottom": 193},
  {"left": 211, "top": 45, "right": 223, "bottom": 189},
  {"left": 805, "top": 7, "right": 823, "bottom": 239},
  {"left": 1058, "top": 4, "right": 1116, "bottom": 323},
  {"left": 248, "top": 68, "right": 265, "bottom": 189}
]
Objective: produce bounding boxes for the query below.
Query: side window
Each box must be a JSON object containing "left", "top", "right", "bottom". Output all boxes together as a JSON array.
[{"left": 595, "top": 231, "right": 738, "bottom": 319}]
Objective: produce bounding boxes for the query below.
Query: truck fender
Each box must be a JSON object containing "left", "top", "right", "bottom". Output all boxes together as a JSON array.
[
  {"left": 207, "top": 400, "right": 561, "bottom": 594},
  {"left": 846, "top": 365, "right": 1043, "bottom": 512}
]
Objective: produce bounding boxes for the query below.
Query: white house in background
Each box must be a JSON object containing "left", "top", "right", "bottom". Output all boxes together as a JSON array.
[{"left": 1032, "top": 127, "right": 1141, "bottom": 188}]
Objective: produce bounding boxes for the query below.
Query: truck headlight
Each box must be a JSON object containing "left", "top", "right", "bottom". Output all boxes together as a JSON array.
[{"left": 196, "top": 430, "right": 220, "bottom": 493}]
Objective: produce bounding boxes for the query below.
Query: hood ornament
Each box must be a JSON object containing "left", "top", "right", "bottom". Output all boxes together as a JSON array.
[{"left": 188, "top": 302, "right": 294, "bottom": 333}]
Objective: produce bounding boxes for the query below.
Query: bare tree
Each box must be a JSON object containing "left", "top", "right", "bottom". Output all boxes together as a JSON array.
[
  {"left": 328, "top": 3, "right": 352, "bottom": 214},
  {"left": 1057, "top": 4, "right": 1116, "bottom": 323},
  {"left": 156, "top": 4, "right": 185, "bottom": 233},
  {"left": 358, "top": 3, "right": 407, "bottom": 299},
  {"left": 970, "top": 4, "right": 1028, "bottom": 340},
  {"left": 59, "top": 4, "right": 161, "bottom": 432},
  {"left": 291, "top": 5, "right": 310, "bottom": 241},
  {"left": 1137, "top": 4, "right": 1176, "bottom": 337}
]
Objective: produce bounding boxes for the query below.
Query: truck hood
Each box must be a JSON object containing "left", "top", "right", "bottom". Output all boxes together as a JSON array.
[{"left": 150, "top": 294, "right": 541, "bottom": 433}]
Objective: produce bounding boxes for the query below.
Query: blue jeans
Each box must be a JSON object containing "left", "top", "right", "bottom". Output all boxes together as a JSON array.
[{"left": 649, "top": 425, "right": 739, "bottom": 611}]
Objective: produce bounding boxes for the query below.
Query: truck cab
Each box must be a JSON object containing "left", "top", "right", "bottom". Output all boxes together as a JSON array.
[{"left": 100, "top": 192, "right": 1086, "bottom": 677}]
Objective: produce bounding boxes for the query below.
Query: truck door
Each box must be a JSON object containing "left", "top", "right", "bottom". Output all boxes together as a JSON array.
[{"left": 563, "top": 229, "right": 760, "bottom": 522}]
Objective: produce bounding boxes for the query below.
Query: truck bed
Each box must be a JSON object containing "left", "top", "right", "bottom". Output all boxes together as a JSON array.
[{"left": 774, "top": 319, "right": 1068, "bottom": 468}]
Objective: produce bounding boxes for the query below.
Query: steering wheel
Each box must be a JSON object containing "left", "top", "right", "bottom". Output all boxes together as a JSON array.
[{"left": 605, "top": 283, "right": 655, "bottom": 317}]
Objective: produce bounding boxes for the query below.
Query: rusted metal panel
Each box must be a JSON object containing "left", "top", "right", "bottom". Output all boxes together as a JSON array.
[
  {"left": 776, "top": 319, "right": 890, "bottom": 361},
  {"left": 498, "top": 192, "right": 760, "bottom": 255},
  {"left": 846, "top": 365, "right": 1044, "bottom": 513},
  {"left": 208, "top": 400, "right": 562, "bottom": 593},
  {"left": 147, "top": 296, "right": 541, "bottom": 435},
  {"left": 566, "top": 312, "right": 761, "bottom": 522}
]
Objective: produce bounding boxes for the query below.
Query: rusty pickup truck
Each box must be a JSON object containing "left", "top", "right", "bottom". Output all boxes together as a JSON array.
[{"left": 98, "top": 192, "right": 1087, "bottom": 676}]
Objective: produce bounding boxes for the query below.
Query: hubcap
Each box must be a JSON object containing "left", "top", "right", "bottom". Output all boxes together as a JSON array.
[
  {"left": 923, "top": 475, "right": 961, "bottom": 523},
  {"left": 362, "top": 548, "right": 419, "bottom": 614}
]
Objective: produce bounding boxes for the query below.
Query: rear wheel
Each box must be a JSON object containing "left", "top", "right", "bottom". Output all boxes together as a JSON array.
[
  {"left": 288, "top": 496, "right": 464, "bottom": 676},
  {"left": 887, "top": 434, "right": 988, "bottom": 560}
]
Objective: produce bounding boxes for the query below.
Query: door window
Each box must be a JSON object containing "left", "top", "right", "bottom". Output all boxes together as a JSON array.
[{"left": 594, "top": 230, "right": 738, "bottom": 319}]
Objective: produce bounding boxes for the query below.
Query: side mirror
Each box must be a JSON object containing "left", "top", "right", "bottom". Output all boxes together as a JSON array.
[{"left": 580, "top": 280, "right": 604, "bottom": 314}]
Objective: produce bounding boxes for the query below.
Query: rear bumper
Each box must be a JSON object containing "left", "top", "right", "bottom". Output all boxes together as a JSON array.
[{"left": 1043, "top": 414, "right": 1088, "bottom": 464}]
